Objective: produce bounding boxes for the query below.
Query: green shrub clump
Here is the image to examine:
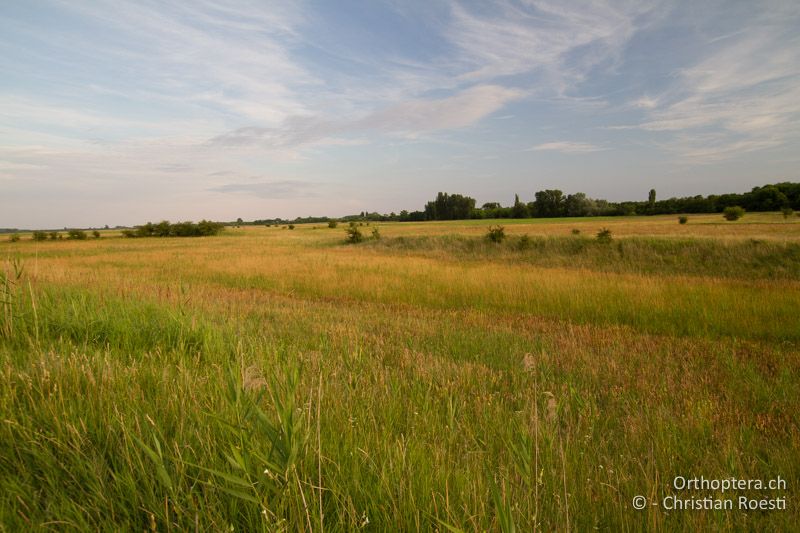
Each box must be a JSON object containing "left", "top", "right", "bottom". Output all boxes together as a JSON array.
[
  {"left": 67, "top": 229, "right": 88, "bottom": 240},
  {"left": 781, "top": 207, "right": 794, "bottom": 219},
  {"left": 679, "top": 216, "right": 688, "bottom": 225},
  {"left": 32, "top": 231, "right": 48, "bottom": 242},
  {"left": 596, "top": 228, "right": 613, "bottom": 243},
  {"left": 123, "top": 220, "right": 224, "bottom": 238},
  {"left": 345, "top": 226, "right": 363, "bottom": 244},
  {"left": 328, "top": 220, "right": 338, "bottom": 228},
  {"left": 8, "top": 234, "right": 20, "bottom": 243},
  {"left": 485, "top": 225, "right": 506, "bottom": 243},
  {"left": 723, "top": 206, "right": 745, "bottom": 221}
]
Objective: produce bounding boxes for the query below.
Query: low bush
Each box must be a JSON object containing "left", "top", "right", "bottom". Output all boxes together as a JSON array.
[
  {"left": 596, "top": 228, "right": 613, "bottom": 243},
  {"left": 8, "top": 234, "right": 20, "bottom": 243},
  {"left": 67, "top": 229, "right": 88, "bottom": 240},
  {"left": 485, "top": 225, "right": 506, "bottom": 243},
  {"left": 679, "top": 216, "right": 688, "bottom": 224},
  {"left": 571, "top": 228, "right": 581, "bottom": 235},
  {"left": 32, "top": 231, "right": 47, "bottom": 242},
  {"left": 328, "top": 220, "right": 338, "bottom": 228},
  {"left": 782, "top": 207, "right": 794, "bottom": 219},
  {"left": 345, "top": 226, "right": 363, "bottom": 244},
  {"left": 723, "top": 206, "right": 745, "bottom": 221},
  {"left": 92, "top": 230, "right": 101, "bottom": 239}
]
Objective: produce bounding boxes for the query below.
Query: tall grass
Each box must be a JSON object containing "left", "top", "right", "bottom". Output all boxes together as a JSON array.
[{"left": 0, "top": 221, "right": 798, "bottom": 530}]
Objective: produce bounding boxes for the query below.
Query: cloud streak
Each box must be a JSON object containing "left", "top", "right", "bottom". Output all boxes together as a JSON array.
[{"left": 529, "top": 141, "right": 605, "bottom": 153}]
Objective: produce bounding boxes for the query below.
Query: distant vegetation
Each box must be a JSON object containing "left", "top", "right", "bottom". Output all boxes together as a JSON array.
[
  {"left": 245, "top": 181, "right": 800, "bottom": 225},
  {"left": 121, "top": 220, "right": 224, "bottom": 238}
]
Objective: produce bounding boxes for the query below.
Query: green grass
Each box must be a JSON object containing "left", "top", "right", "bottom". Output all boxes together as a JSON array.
[{"left": 1, "top": 220, "right": 798, "bottom": 531}]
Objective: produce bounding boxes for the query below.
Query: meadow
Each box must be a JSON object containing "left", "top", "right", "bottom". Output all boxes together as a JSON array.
[{"left": 1, "top": 213, "right": 798, "bottom": 531}]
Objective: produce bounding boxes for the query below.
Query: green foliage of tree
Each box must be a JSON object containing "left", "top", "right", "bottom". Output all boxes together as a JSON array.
[
  {"left": 123, "top": 220, "right": 224, "bottom": 238},
  {"left": 67, "top": 229, "right": 88, "bottom": 240},
  {"left": 511, "top": 194, "right": 529, "bottom": 218},
  {"left": 92, "top": 230, "right": 101, "bottom": 239},
  {"left": 32, "top": 231, "right": 48, "bottom": 242},
  {"left": 533, "top": 189, "right": 565, "bottom": 217},
  {"left": 328, "top": 220, "right": 338, "bottom": 228},
  {"left": 679, "top": 216, "right": 688, "bottom": 224},
  {"left": 424, "top": 192, "right": 476, "bottom": 220}
]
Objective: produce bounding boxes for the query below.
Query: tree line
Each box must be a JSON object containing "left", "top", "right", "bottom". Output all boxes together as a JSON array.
[{"left": 244, "top": 182, "right": 798, "bottom": 225}]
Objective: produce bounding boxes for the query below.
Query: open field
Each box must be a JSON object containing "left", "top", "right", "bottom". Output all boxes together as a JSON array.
[{"left": 1, "top": 214, "right": 799, "bottom": 531}]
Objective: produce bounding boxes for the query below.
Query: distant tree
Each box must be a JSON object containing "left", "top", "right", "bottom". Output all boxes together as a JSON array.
[
  {"left": 648, "top": 189, "right": 656, "bottom": 206},
  {"left": 92, "top": 230, "right": 101, "bottom": 238},
  {"left": 679, "top": 216, "right": 688, "bottom": 224},
  {"left": 236, "top": 217, "right": 243, "bottom": 226},
  {"left": 511, "top": 194, "right": 529, "bottom": 218},
  {"left": 424, "top": 192, "right": 476, "bottom": 220},
  {"left": 328, "top": 220, "right": 338, "bottom": 228},
  {"left": 48, "top": 232, "right": 59, "bottom": 241},
  {"left": 9, "top": 234, "right": 20, "bottom": 242},
  {"left": 155, "top": 221, "right": 171, "bottom": 237},
  {"left": 533, "top": 189, "right": 565, "bottom": 217},
  {"left": 565, "top": 192, "right": 595, "bottom": 217},
  {"left": 32, "top": 231, "right": 48, "bottom": 241},
  {"left": 782, "top": 207, "right": 794, "bottom": 219}
]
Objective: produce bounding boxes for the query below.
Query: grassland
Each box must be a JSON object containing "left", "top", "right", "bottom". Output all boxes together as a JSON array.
[{"left": 1, "top": 213, "right": 798, "bottom": 531}]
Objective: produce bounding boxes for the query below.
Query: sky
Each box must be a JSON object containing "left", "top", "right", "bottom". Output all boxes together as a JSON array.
[{"left": 1, "top": 0, "right": 799, "bottom": 228}]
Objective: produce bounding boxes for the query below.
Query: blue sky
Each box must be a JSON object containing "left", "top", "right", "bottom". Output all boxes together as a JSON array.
[{"left": 1, "top": 0, "right": 799, "bottom": 228}]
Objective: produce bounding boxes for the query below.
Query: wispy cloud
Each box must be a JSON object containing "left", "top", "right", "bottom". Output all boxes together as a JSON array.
[
  {"left": 211, "top": 85, "right": 524, "bottom": 148},
  {"left": 209, "top": 180, "right": 320, "bottom": 199},
  {"left": 529, "top": 141, "right": 605, "bottom": 153},
  {"left": 633, "top": 5, "right": 800, "bottom": 161},
  {"left": 445, "top": 0, "right": 657, "bottom": 93}
]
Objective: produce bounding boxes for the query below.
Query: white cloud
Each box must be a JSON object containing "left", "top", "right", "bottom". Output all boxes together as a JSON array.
[
  {"left": 445, "top": 0, "right": 657, "bottom": 93},
  {"left": 528, "top": 141, "right": 605, "bottom": 153},
  {"left": 635, "top": 6, "right": 800, "bottom": 161}
]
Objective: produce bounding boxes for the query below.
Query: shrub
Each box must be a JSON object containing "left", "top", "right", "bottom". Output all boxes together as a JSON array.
[
  {"left": 371, "top": 228, "right": 381, "bottom": 240},
  {"left": 485, "top": 225, "right": 506, "bottom": 243},
  {"left": 571, "top": 228, "right": 581, "bottom": 235},
  {"left": 8, "top": 234, "right": 20, "bottom": 243},
  {"left": 288, "top": 224, "right": 295, "bottom": 230},
  {"left": 679, "top": 216, "right": 688, "bottom": 224},
  {"left": 92, "top": 230, "right": 101, "bottom": 238},
  {"left": 345, "top": 226, "right": 363, "bottom": 244},
  {"left": 48, "top": 232, "right": 59, "bottom": 241},
  {"left": 67, "top": 229, "right": 88, "bottom": 240},
  {"left": 121, "top": 229, "right": 137, "bottom": 238},
  {"left": 32, "top": 231, "right": 47, "bottom": 242},
  {"left": 328, "top": 220, "right": 338, "bottom": 228},
  {"left": 596, "top": 228, "right": 613, "bottom": 243},
  {"left": 517, "top": 234, "right": 531, "bottom": 250},
  {"left": 723, "top": 206, "right": 745, "bottom": 221},
  {"left": 781, "top": 207, "right": 794, "bottom": 219}
]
